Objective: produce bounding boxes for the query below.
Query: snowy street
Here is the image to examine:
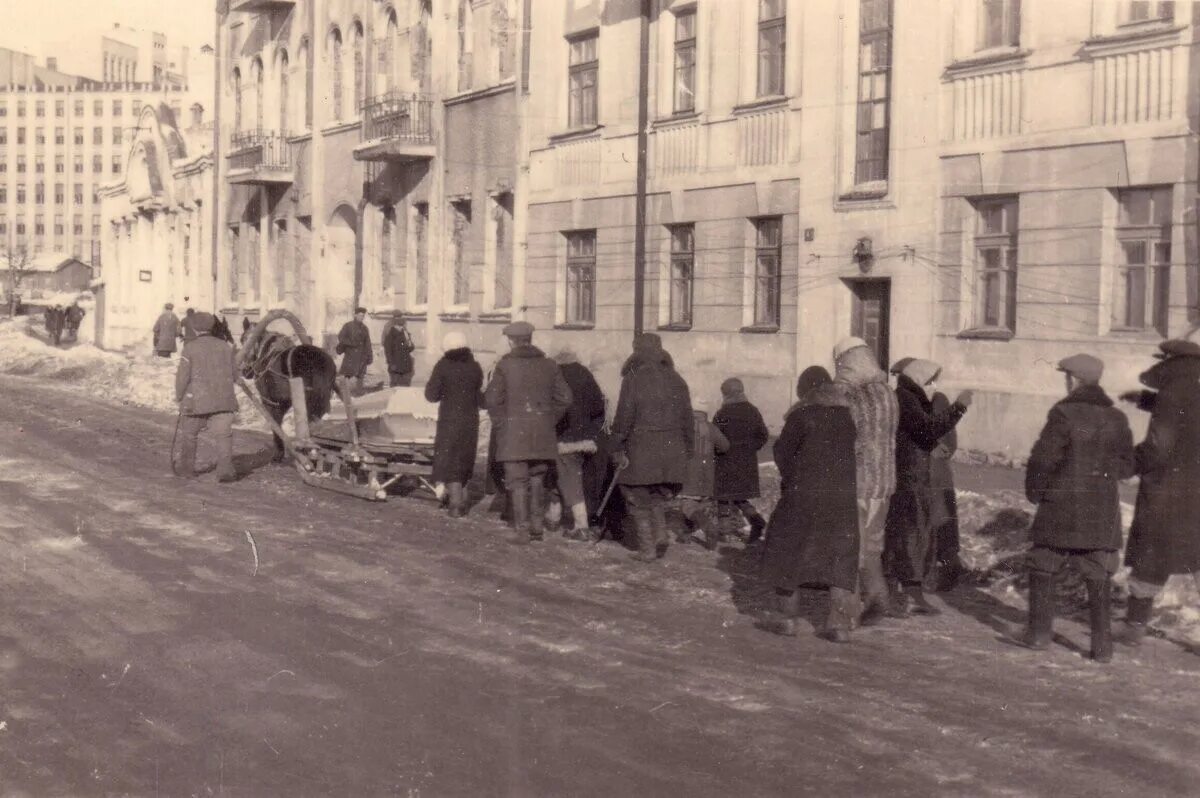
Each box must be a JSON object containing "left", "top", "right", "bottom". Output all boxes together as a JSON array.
[{"left": 0, "top": 371, "right": 1198, "bottom": 796}]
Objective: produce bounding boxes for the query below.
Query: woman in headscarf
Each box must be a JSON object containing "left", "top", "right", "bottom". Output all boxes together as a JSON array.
[
  {"left": 884, "top": 358, "right": 972, "bottom": 615},
  {"left": 759, "top": 366, "right": 860, "bottom": 642},
  {"left": 425, "top": 331, "right": 485, "bottom": 517}
]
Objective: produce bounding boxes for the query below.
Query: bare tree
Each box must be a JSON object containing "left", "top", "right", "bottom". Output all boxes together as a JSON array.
[{"left": 3, "top": 244, "right": 37, "bottom": 318}]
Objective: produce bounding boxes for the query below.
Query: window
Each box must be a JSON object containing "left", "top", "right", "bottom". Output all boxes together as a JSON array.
[
  {"left": 1122, "top": 1, "right": 1175, "bottom": 24},
  {"left": 74, "top": 154, "right": 83, "bottom": 174},
  {"left": 299, "top": 40, "right": 312, "bottom": 130},
  {"left": 856, "top": 0, "right": 892, "bottom": 185},
  {"left": 0, "top": 101, "right": 6, "bottom": 117},
  {"left": 113, "top": 126, "right": 122, "bottom": 145},
  {"left": 16, "top": 128, "right": 24, "bottom": 145},
  {"left": 17, "top": 101, "right": 26, "bottom": 117},
  {"left": 0, "top": 161, "right": 6, "bottom": 173},
  {"left": 277, "top": 50, "right": 289, "bottom": 135},
  {"left": 36, "top": 101, "right": 44, "bottom": 117},
  {"left": 74, "top": 184, "right": 83, "bottom": 203},
  {"left": 73, "top": 127, "right": 83, "bottom": 145},
  {"left": 93, "top": 99, "right": 103, "bottom": 116},
  {"left": 132, "top": 99, "right": 142, "bottom": 116},
  {"left": 15, "top": 217, "right": 24, "bottom": 236},
  {"left": 329, "top": 29, "right": 344, "bottom": 122},
  {"left": 16, "top": 185, "right": 25, "bottom": 204},
  {"left": 0, "top": 130, "right": 5, "bottom": 144},
  {"left": 55, "top": 100, "right": 64, "bottom": 118},
  {"left": 492, "top": 192, "right": 514, "bottom": 309},
  {"left": 252, "top": 58, "right": 264, "bottom": 131},
  {"left": 35, "top": 127, "right": 45, "bottom": 146},
  {"left": 413, "top": 202, "right": 429, "bottom": 305},
  {"left": 54, "top": 183, "right": 63, "bottom": 204},
  {"left": 752, "top": 217, "right": 782, "bottom": 327},
  {"left": 973, "top": 197, "right": 1019, "bottom": 331},
  {"left": 352, "top": 23, "right": 365, "bottom": 113},
  {"left": 758, "top": 0, "right": 786, "bottom": 97},
  {"left": 113, "top": 100, "right": 122, "bottom": 116},
  {"left": 35, "top": 183, "right": 44, "bottom": 204},
  {"left": 93, "top": 126, "right": 103, "bottom": 145},
  {"left": 93, "top": 155, "right": 103, "bottom": 173},
  {"left": 565, "top": 230, "right": 596, "bottom": 324},
  {"left": 54, "top": 214, "right": 63, "bottom": 236},
  {"left": 55, "top": 127, "right": 64, "bottom": 145},
  {"left": 112, "top": 155, "right": 121, "bottom": 175},
  {"left": 380, "top": 206, "right": 395, "bottom": 293},
  {"left": 0, "top": 188, "right": 6, "bottom": 204},
  {"left": 16, "top": 155, "right": 25, "bottom": 173},
  {"left": 1114, "top": 187, "right": 1172, "bottom": 334},
  {"left": 673, "top": 10, "right": 697, "bottom": 113},
  {"left": 55, "top": 156, "right": 64, "bottom": 174},
  {"left": 74, "top": 99, "right": 84, "bottom": 115},
  {"left": 92, "top": 214, "right": 100, "bottom": 238},
  {"left": 668, "top": 224, "right": 695, "bottom": 327},
  {"left": 73, "top": 214, "right": 82, "bottom": 236},
  {"left": 450, "top": 199, "right": 472, "bottom": 305},
  {"left": 35, "top": 156, "right": 44, "bottom": 174},
  {"left": 568, "top": 33, "right": 598, "bottom": 128},
  {"left": 35, "top": 214, "right": 44, "bottom": 235},
  {"left": 978, "top": 0, "right": 1020, "bottom": 50}
]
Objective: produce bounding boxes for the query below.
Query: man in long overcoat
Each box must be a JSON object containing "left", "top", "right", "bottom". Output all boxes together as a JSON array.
[
  {"left": 610, "top": 334, "right": 694, "bottom": 562},
  {"left": 485, "top": 321, "right": 572, "bottom": 543},
  {"left": 175, "top": 312, "right": 239, "bottom": 483},
  {"left": 153, "top": 303, "right": 180, "bottom": 357},
  {"left": 383, "top": 312, "right": 416, "bottom": 386},
  {"left": 425, "top": 331, "right": 484, "bottom": 517},
  {"left": 336, "top": 307, "right": 374, "bottom": 393},
  {"left": 1021, "top": 354, "right": 1134, "bottom": 662},
  {"left": 1119, "top": 338, "right": 1200, "bottom": 645},
  {"left": 713, "top": 378, "right": 770, "bottom": 543}
]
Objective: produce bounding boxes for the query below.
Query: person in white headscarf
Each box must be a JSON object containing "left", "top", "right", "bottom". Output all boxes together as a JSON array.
[{"left": 424, "top": 331, "right": 484, "bottom": 517}]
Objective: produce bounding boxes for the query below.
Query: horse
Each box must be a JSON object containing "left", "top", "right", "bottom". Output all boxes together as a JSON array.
[{"left": 240, "top": 328, "right": 338, "bottom": 462}]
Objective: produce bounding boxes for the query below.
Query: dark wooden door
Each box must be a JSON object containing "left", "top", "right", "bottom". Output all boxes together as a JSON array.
[{"left": 849, "top": 279, "right": 891, "bottom": 370}]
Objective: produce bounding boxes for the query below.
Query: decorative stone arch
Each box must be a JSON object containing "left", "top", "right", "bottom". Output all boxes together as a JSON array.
[
  {"left": 348, "top": 19, "right": 366, "bottom": 114},
  {"left": 250, "top": 56, "right": 265, "bottom": 132},
  {"left": 231, "top": 66, "right": 244, "bottom": 133},
  {"left": 274, "top": 47, "right": 290, "bottom": 134},
  {"left": 296, "top": 36, "right": 312, "bottom": 131},
  {"left": 327, "top": 26, "right": 344, "bottom": 122},
  {"left": 325, "top": 203, "right": 360, "bottom": 321}
]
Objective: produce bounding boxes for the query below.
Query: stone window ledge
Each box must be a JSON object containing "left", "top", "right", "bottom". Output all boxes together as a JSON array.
[{"left": 956, "top": 327, "right": 1015, "bottom": 341}]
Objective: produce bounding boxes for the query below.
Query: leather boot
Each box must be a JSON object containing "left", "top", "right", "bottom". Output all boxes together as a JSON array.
[
  {"left": 1015, "top": 572, "right": 1055, "bottom": 650},
  {"left": 528, "top": 475, "right": 546, "bottom": 542},
  {"left": 508, "top": 483, "right": 530, "bottom": 545},
  {"left": 447, "top": 482, "right": 465, "bottom": 518},
  {"left": 629, "top": 510, "right": 657, "bottom": 563},
  {"left": 1087, "top": 578, "right": 1113, "bottom": 663},
  {"left": 821, "top": 587, "right": 854, "bottom": 643},
  {"left": 759, "top": 591, "right": 800, "bottom": 637},
  {"left": 747, "top": 511, "right": 766, "bottom": 545},
  {"left": 905, "top": 583, "right": 942, "bottom": 616},
  {"left": 651, "top": 501, "right": 670, "bottom": 559},
  {"left": 1116, "top": 596, "right": 1155, "bottom": 648}
]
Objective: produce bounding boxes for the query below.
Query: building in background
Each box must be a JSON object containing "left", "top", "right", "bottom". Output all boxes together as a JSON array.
[
  {"left": 0, "top": 251, "right": 91, "bottom": 302},
  {"left": 48, "top": 23, "right": 191, "bottom": 89}
]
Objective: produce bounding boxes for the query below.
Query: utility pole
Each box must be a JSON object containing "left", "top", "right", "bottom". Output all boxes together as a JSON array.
[
  {"left": 632, "top": 0, "right": 650, "bottom": 339},
  {"left": 211, "top": 1, "right": 224, "bottom": 314}
]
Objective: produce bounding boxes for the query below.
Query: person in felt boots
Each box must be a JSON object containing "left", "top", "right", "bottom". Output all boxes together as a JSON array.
[
  {"left": 1118, "top": 337, "right": 1200, "bottom": 646},
  {"left": 425, "top": 331, "right": 485, "bottom": 518},
  {"left": 677, "top": 398, "right": 729, "bottom": 550},
  {"left": 1019, "top": 354, "right": 1134, "bottom": 662},
  {"left": 712, "top": 378, "right": 770, "bottom": 544},
  {"left": 551, "top": 347, "right": 607, "bottom": 540}
]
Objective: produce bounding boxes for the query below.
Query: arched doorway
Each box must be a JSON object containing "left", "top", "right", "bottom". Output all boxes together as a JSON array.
[{"left": 325, "top": 204, "right": 358, "bottom": 325}]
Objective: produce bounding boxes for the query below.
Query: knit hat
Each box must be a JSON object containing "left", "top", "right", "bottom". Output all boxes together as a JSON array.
[
  {"left": 1057, "top": 353, "right": 1104, "bottom": 384},
  {"left": 191, "top": 311, "right": 216, "bottom": 333},
  {"left": 442, "top": 331, "right": 467, "bottom": 352},
  {"left": 833, "top": 336, "right": 868, "bottom": 361},
  {"left": 796, "top": 366, "right": 832, "bottom": 400}
]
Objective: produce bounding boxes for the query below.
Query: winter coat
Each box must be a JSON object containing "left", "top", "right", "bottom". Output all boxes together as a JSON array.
[
  {"left": 928, "top": 392, "right": 959, "bottom": 532},
  {"left": 828, "top": 346, "right": 899, "bottom": 500},
  {"left": 336, "top": 320, "right": 373, "bottom": 378},
  {"left": 485, "top": 344, "right": 572, "bottom": 462},
  {"left": 1126, "top": 356, "right": 1200, "bottom": 581},
  {"left": 680, "top": 411, "right": 729, "bottom": 499},
  {"left": 761, "top": 387, "right": 860, "bottom": 592},
  {"left": 611, "top": 358, "right": 694, "bottom": 487},
  {"left": 383, "top": 322, "right": 415, "bottom": 375},
  {"left": 556, "top": 361, "right": 606, "bottom": 448},
  {"left": 153, "top": 311, "right": 180, "bottom": 353},
  {"left": 884, "top": 372, "right": 967, "bottom": 583},
  {"left": 424, "top": 348, "right": 484, "bottom": 484},
  {"left": 180, "top": 314, "right": 197, "bottom": 342},
  {"left": 713, "top": 399, "right": 770, "bottom": 501},
  {"left": 1025, "top": 383, "right": 1135, "bottom": 552},
  {"left": 175, "top": 334, "right": 239, "bottom": 416}
]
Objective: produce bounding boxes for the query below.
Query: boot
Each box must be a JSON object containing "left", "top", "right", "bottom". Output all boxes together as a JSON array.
[
  {"left": 447, "top": 482, "right": 465, "bottom": 518},
  {"left": 564, "top": 502, "right": 590, "bottom": 540},
  {"left": 820, "top": 587, "right": 854, "bottom": 643},
  {"left": 651, "top": 501, "right": 670, "bottom": 559},
  {"left": 905, "top": 583, "right": 942, "bottom": 616},
  {"left": 1116, "top": 596, "right": 1154, "bottom": 648},
  {"left": 887, "top": 579, "right": 911, "bottom": 618},
  {"left": 629, "top": 511, "right": 657, "bottom": 563},
  {"left": 1087, "top": 578, "right": 1113, "bottom": 663},
  {"left": 1015, "top": 572, "right": 1055, "bottom": 650},
  {"left": 746, "top": 512, "right": 766, "bottom": 545},
  {"left": 528, "top": 476, "right": 546, "bottom": 542},
  {"left": 759, "top": 591, "right": 800, "bottom": 637},
  {"left": 857, "top": 556, "right": 894, "bottom": 626},
  {"left": 508, "top": 484, "right": 530, "bottom": 545},
  {"left": 935, "top": 555, "right": 968, "bottom": 592}
]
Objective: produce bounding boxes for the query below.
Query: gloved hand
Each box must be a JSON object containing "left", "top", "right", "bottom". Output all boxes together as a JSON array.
[
  {"left": 613, "top": 451, "right": 630, "bottom": 470},
  {"left": 955, "top": 390, "right": 974, "bottom": 408}
]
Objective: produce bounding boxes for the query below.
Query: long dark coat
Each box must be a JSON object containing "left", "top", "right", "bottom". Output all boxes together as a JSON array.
[
  {"left": 611, "top": 357, "right": 694, "bottom": 487},
  {"left": 153, "top": 311, "right": 180, "bottom": 353},
  {"left": 383, "top": 322, "right": 415, "bottom": 375},
  {"left": 927, "top": 393, "right": 959, "bottom": 534},
  {"left": 556, "top": 362, "right": 606, "bottom": 444},
  {"left": 884, "top": 376, "right": 967, "bottom": 583},
  {"left": 761, "top": 390, "right": 860, "bottom": 592},
  {"left": 713, "top": 400, "right": 770, "bottom": 501},
  {"left": 425, "top": 348, "right": 484, "bottom": 484},
  {"left": 681, "top": 412, "right": 729, "bottom": 498},
  {"left": 1025, "top": 383, "right": 1134, "bottom": 551},
  {"left": 485, "top": 344, "right": 572, "bottom": 462},
  {"left": 1127, "top": 356, "right": 1200, "bottom": 581},
  {"left": 175, "top": 334, "right": 239, "bottom": 416},
  {"left": 336, "top": 320, "right": 373, "bottom": 378}
]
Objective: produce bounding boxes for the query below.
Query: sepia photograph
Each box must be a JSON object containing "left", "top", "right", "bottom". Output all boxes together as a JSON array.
[{"left": 0, "top": 0, "right": 1197, "bottom": 794}]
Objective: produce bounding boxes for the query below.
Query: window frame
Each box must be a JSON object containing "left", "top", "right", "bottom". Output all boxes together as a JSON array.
[
  {"left": 673, "top": 9, "right": 697, "bottom": 114},
  {"left": 757, "top": 0, "right": 787, "bottom": 98},
  {"left": 1121, "top": 1, "right": 1175, "bottom": 25},
  {"left": 564, "top": 230, "right": 597, "bottom": 325},
  {"left": 855, "top": 0, "right": 893, "bottom": 186},
  {"left": 666, "top": 223, "right": 695, "bottom": 328},
  {"left": 752, "top": 216, "right": 783, "bottom": 328},
  {"left": 977, "top": 0, "right": 1021, "bottom": 51},
  {"left": 567, "top": 31, "right": 599, "bottom": 129},
  {"left": 972, "top": 196, "right": 1020, "bottom": 333},
  {"left": 1113, "top": 186, "right": 1172, "bottom": 335}
]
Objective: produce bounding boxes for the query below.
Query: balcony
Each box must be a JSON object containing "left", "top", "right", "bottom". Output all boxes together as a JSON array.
[
  {"left": 353, "top": 92, "right": 436, "bottom": 163},
  {"left": 229, "top": 0, "right": 295, "bottom": 13},
  {"left": 226, "top": 130, "right": 293, "bottom": 185}
]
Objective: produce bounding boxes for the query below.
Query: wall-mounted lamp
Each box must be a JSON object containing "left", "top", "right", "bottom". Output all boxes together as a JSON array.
[{"left": 853, "top": 237, "right": 874, "bottom": 274}]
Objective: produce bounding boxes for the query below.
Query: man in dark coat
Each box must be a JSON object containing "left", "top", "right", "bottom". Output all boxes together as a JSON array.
[
  {"left": 175, "top": 312, "right": 239, "bottom": 483},
  {"left": 383, "top": 312, "right": 416, "bottom": 386},
  {"left": 336, "top": 307, "right": 373, "bottom": 393},
  {"left": 713, "top": 378, "right": 770, "bottom": 543},
  {"left": 611, "top": 334, "right": 694, "bottom": 562},
  {"left": 153, "top": 303, "right": 180, "bottom": 357},
  {"left": 552, "top": 347, "right": 607, "bottom": 539},
  {"left": 928, "top": 391, "right": 965, "bottom": 592},
  {"left": 1118, "top": 338, "right": 1200, "bottom": 646},
  {"left": 48, "top": 305, "right": 65, "bottom": 346},
  {"left": 760, "top": 367, "right": 860, "bottom": 642},
  {"left": 884, "top": 358, "right": 971, "bottom": 616},
  {"left": 1019, "top": 354, "right": 1135, "bottom": 662},
  {"left": 425, "top": 331, "right": 484, "bottom": 517},
  {"left": 180, "top": 308, "right": 198, "bottom": 342},
  {"left": 65, "top": 302, "right": 84, "bottom": 341},
  {"left": 485, "top": 321, "right": 572, "bottom": 543}
]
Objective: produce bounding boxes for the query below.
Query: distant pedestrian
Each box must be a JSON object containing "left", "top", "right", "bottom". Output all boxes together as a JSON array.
[
  {"left": 336, "top": 307, "right": 373, "bottom": 394},
  {"left": 712, "top": 378, "right": 770, "bottom": 543},
  {"left": 884, "top": 358, "right": 972, "bottom": 616},
  {"left": 383, "top": 312, "right": 417, "bottom": 387},
  {"left": 174, "top": 311, "right": 239, "bottom": 483},
  {"left": 153, "top": 303, "right": 180, "bottom": 357},
  {"left": 484, "top": 321, "right": 572, "bottom": 544},
  {"left": 610, "top": 334, "right": 694, "bottom": 562},
  {"left": 425, "top": 331, "right": 484, "bottom": 518},
  {"left": 677, "top": 399, "right": 729, "bottom": 550},
  {"left": 180, "top": 308, "right": 198, "bottom": 342},
  {"left": 1118, "top": 338, "right": 1200, "bottom": 647},
  {"left": 551, "top": 347, "right": 607, "bottom": 540},
  {"left": 48, "top": 305, "right": 65, "bottom": 346},
  {"left": 65, "top": 302, "right": 84, "bottom": 341},
  {"left": 1019, "top": 354, "right": 1134, "bottom": 663},
  {"left": 760, "top": 366, "right": 860, "bottom": 642},
  {"left": 240, "top": 316, "right": 253, "bottom": 345}
]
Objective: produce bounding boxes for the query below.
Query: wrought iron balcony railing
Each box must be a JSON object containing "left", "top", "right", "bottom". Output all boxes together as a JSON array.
[
  {"left": 361, "top": 91, "right": 434, "bottom": 148},
  {"left": 227, "top": 130, "right": 293, "bottom": 184}
]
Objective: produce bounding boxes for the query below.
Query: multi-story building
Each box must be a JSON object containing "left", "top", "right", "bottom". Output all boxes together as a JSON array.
[{"left": 48, "top": 23, "right": 191, "bottom": 89}]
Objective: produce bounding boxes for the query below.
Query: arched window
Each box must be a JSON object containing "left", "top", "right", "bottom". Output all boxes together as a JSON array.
[
  {"left": 277, "top": 49, "right": 289, "bottom": 134},
  {"left": 351, "top": 22, "right": 365, "bottom": 113},
  {"left": 298, "top": 39, "right": 311, "bottom": 130},
  {"left": 232, "top": 67, "right": 243, "bottom": 133},
  {"left": 329, "top": 28, "right": 344, "bottom": 122},
  {"left": 252, "top": 57, "right": 265, "bottom": 132},
  {"left": 379, "top": 9, "right": 398, "bottom": 95}
]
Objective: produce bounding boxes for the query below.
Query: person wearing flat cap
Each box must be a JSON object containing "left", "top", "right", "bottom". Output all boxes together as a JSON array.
[
  {"left": 1116, "top": 336, "right": 1200, "bottom": 647},
  {"left": 383, "top": 311, "right": 417, "bottom": 387},
  {"left": 1019, "top": 354, "right": 1134, "bottom": 662},
  {"left": 485, "top": 321, "right": 573, "bottom": 544},
  {"left": 153, "top": 302, "right": 181, "bottom": 358},
  {"left": 336, "top": 307, "right": 374, "bottom": 394},
  {"left": 174, "top": 312, "right": 240, "bottom": 483}
]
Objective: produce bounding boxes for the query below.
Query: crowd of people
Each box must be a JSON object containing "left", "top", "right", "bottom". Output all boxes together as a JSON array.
[
  {"left": 42, "top": 302, "right": 84, "bottom": 346},
  {"left": 165, "top": 305, "right": 1199, "bottom": 660}
]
